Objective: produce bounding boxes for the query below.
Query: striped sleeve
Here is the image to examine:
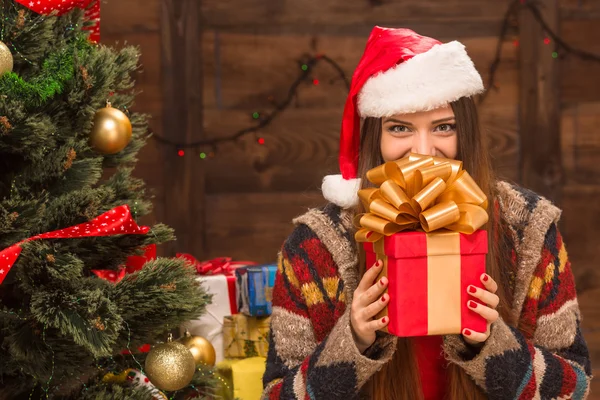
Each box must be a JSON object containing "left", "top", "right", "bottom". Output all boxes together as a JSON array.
[
  {"left": 444, "top": 224, "right": 592, "bottom": 399},
  {"left": 261, "top": 224, "right": 395, "bottom": 399}
]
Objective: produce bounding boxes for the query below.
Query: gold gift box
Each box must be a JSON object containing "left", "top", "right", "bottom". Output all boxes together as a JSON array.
[{"left": 223, "top": 314, "right": 270, "bottom": 358}]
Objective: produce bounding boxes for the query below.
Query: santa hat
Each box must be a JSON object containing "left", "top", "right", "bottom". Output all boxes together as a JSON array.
[{"left": 322, "top": 27, "right": 484, "bottom": 209}]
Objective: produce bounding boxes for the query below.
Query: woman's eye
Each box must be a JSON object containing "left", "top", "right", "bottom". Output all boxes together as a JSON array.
[
  {"left": 389, "top": 125, "right": 411, "bottom": 134},
  {"left": 434, "top": 123, "right": 456, "bottom": 133}
]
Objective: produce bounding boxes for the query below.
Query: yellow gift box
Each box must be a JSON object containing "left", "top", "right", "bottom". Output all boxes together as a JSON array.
[
  {"left": 223, "top": 314, "right": 270, "bottom": 358},
  {"left": 217, "top": 357, "right": 267, "bottom": 400}
]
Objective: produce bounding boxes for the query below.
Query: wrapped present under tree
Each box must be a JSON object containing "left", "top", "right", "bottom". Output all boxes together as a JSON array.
[
  {"left": 236, "top": 264, "right": 277, "bottom": 317},
  {"left": 179, "top": 256, "right": 257, "bottom": 363},
  {"left": 223, "top": 314, "right": 270, "bottom": 359}
]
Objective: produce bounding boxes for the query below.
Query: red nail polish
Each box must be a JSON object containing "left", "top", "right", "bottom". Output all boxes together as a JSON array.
[
  {"left": 382, "top": 317, "right": 388, "bottom": 323},
  {"left": 482, "top": 274, "right": 489, "bottom": 282},
  {"left": 469, "top": 300, "right": 477, "bottom": 308},
  {"left": 380, "top": 278, "right": 385, "bottom": 286},
  {"left": 381, "top": 295, "right": 387, "bottom": 302},
  {"left": 464, "top": 329, "right": 472, "bottom": 336},
  {"left": 468, "top": 285, "right": 477, "bottom": 294}
]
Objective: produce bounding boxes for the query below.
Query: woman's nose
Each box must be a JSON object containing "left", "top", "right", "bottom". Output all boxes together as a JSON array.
[{"left": 412, "top": 132, "right": 434, "bottom": 156}]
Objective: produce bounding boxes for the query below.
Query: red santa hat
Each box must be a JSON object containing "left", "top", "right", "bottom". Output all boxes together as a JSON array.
[{"left": 322, "top": 27, "right": 484, "bottom": 208}]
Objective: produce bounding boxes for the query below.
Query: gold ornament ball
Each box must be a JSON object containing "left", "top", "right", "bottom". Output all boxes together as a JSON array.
[
  {"left": 145, "top": 338, "right": 196, "bottom": 392},
  {"left": 89, "top": 103, "right": 132, "bottom": 154},
  {"left": 0, "top": 41, "right": 13, "bottom": 76},
  {"left": 180, "top": 331, "right": 216, "bottom": 366}
]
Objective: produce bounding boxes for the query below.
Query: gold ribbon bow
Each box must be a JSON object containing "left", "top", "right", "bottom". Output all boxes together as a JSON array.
[{"left": 355, "top": 153, "right": 489, "bottom": 243}]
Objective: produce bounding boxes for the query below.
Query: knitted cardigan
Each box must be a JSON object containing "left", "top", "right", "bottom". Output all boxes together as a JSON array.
[{"left": 261, "top": 182, "right": 592, "bottom": 399}]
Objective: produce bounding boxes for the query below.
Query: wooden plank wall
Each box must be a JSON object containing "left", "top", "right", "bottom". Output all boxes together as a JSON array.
[
  {"left": 199, "top": 0, "right": 521, "bottom": 262},
  {"left": 560, "top": 0, "right": 600, "bottom": 391},
  {"left": 102, "top": 0, "right": 600, "bottom": 394}
]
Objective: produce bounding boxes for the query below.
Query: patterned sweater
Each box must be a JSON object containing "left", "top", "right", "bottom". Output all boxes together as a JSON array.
[{"left": 261, "top": 182, "right": 592, "bottom": 399}]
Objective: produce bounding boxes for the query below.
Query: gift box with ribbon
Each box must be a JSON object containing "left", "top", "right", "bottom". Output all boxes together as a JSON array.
[
  {"left": 355, "top": 153, "right": 489, "bottom": 337},
  {"left": 236, "top": 264, "right": 277, "bottom": 317},
  {"left": 222, "top": 314, "right": 270, "bottom": 359},
  {"left": 216, "top": 357, "right": 266, "bottom": 400},
  {"left": 179, "top": 256, "right": 257, "bottom": 363}
]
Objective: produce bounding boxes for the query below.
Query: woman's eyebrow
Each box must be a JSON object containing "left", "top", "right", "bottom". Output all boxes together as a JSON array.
[
  {"left": 431, "top": 116, "right": 456, "bottom": 124},
  {"left": 384, "top": 118, "right": 414, "bottom": 126}
]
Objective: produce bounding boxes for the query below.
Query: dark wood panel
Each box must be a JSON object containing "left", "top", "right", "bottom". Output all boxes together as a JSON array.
[
  {"left": 591, "top": 377, "right": 600, "bottom": 400},
  {"left": 200, "top": 0, "right": 513, "bottom": 37},
  {"left": 578, "top": 288, "right": 600, "bottom": 386},
  {"left": 561, "top": 186, "right": 600, "bottom": 294},
  {"left": 201, "top": 105, "right": 518, "bottom": 193},
  {"left": 560, "top": 0, "right": 600, "bottom": 16},
  {"left": 561, "top": 102, "right": 600, "bottom": 185},
  {"left": 101, "top": 0, "right": 160, "bottom": 35},
  {"left": 161, "top": 0, "right": 206, "bottom": 256},
  {"left": 478, "top": 104, "right": 519, "bottom": 183},
  {"left": 203, "top": 109, "right": 339, "bottom": 193},
  {"left": 563, "top": 185, "right": 600, "bottom": 391},
  {"left": 560, "top": 18, "right": 600, "bottom": 104},
  {"left": 205, "top": 192, "right": 326, "bottom": 262},
  {"left": 133, "top": 118, "right": 167, "bottom": 211},
  {"left": 203, "top": 33, "right": 518, "bottom": 110},
  {"left": 518, "top": 0, "right": 562, "bottom": 203}
]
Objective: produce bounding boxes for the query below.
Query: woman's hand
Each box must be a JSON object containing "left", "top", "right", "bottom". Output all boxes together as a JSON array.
[
  {"left": 350, "top": 260, "right": 390, "bottom": 353},
  {"left": 462, "top": 273, "right": 500, "bottom": 346}
]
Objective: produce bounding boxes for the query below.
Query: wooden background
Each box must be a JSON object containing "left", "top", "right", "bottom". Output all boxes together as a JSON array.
[{"left": 102, "top": 0, "right": 600, "bottom": 394}]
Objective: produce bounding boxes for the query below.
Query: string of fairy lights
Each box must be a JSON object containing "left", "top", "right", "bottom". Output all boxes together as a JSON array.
[
  {"left": 149, "top": 53, "right": 350, "bottom": 159},
  {"left": 148, "top": 0, "right": 600, "bottom": 159}
]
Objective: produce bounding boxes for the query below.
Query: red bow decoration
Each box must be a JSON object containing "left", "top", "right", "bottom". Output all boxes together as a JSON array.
[
  {"left": 125, "top": 244, "right": 157, "bottom": 274},
  {"left": 176, "top": 255, "right": 257, "bottom": 275},
  {"left": 0, "top": 205, "right": 149, "bottom": 285},
  {"left": 15, "top": 0, "right": 101, "bottom": 42},
  {"left": 92, "top": 244, "right": 157, "bottom": 284},
  {"left": 92, "top": 267, "right": 127, "bottom": 284}
]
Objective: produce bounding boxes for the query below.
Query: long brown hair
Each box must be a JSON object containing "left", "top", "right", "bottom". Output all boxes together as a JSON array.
[{"left": 358, "top": 97, "right": 515, "bottom": 399}]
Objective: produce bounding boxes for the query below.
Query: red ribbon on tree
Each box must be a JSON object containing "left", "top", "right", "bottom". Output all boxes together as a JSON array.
[
  {"left": 0, "top": 205, "right": 149, "bottom": 285},
  {"left": 14, "top": 0, "right": 101, "bottom": 42}
]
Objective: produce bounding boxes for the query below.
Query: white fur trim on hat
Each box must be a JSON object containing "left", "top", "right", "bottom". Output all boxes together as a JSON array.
[
  {"left": 321, "top": 175, "right": 361, "bottom": 209},
  {"left": 357, "top": 41, "right": 484, "bottom": 117}
]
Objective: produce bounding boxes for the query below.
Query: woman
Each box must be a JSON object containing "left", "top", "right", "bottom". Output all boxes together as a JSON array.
[{"left": 261, "top": 27, "right": 591, "bottom": 399}]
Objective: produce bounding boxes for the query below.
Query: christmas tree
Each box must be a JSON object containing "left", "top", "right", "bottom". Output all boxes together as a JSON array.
[{"left": 0, "top": 1, "right": 217, "bottom": 398}]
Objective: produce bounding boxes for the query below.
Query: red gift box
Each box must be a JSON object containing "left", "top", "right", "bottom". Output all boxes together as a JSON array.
[
  {"left": 355, "top": 154, "right": 491, "bottom": 337},
  {"left": 364, "top": 230, "right": 487, "bottom": 337}
]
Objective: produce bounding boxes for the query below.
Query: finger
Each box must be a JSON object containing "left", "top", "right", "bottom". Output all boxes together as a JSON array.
[
  {"left": 366, "top": 316, "right": 389, "bottom": 332},
  {"left": 462, "top": 328, "right": 488, "bottom": 343},
  {"left": 467, "top": 300, "right": 499, "bottom": 323},
  {"left": 481, "top": 273, "right": 498, "bottom": 294},
  {"left": 467, "top": 285, "right": 499, "bottom": 309},
  {"left": 362, "top": 293, "right": 390, "bottom": 320},
  {"left": 357, "top": 260, "right": 383, "bottom": 292},
  {"left": 359, "top": 276, "right": 388, "bottom": 307}
]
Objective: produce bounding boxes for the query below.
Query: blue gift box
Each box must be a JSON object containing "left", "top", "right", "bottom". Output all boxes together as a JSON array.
[{"left": 236, "top": 264, "right": 277, "bottom": 316}]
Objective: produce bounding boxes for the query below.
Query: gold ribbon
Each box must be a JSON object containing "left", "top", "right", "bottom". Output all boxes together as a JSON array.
[{"left": 355, "top": 153, "right": 489, "bottom": 242}]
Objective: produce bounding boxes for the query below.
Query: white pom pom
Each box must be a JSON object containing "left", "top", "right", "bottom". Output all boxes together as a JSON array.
[{"left": 321, "top": 175, "right": 361, "bottom": 209}]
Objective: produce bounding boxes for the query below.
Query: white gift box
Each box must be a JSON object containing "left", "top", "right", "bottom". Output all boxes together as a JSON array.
[{"left": 181, "top": 274, "right": 237, "bottom": 363}]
